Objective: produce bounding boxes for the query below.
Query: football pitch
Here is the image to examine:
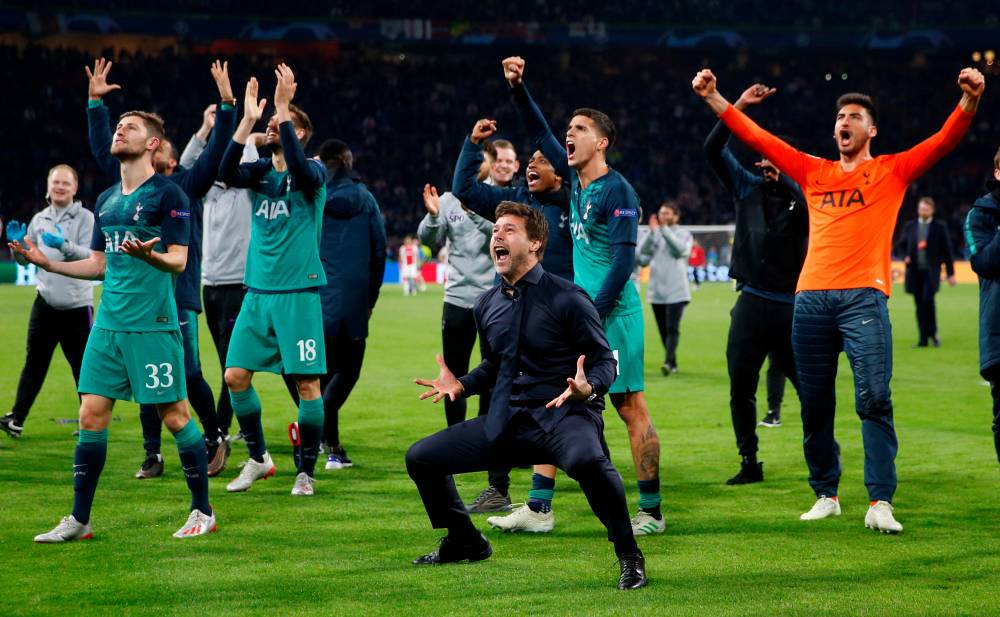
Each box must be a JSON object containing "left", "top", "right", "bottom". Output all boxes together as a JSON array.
[{"left": 0, "top": 282, "right": 997, "bottom": 616}]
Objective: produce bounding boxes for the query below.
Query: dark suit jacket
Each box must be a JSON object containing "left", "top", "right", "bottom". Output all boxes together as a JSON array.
[{"left": 897, "top": 218, "right": 955, "bottom": 294}]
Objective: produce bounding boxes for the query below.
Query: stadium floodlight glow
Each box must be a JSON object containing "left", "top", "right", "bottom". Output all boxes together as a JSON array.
[
  {"left": 825, "top": 73, "right": 832, "bottom": 81},
  {"left": 841, "top": 73, "right": 848, "bottom": 80}
]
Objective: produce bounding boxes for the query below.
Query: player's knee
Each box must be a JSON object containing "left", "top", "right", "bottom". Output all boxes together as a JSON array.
[
  {"left": 562, "top": 450, "right": 605, "bottom": 480},
  {"left": 405, "top": 440, "right": 430, "bottom": 475},
  {"left": 78, "top": 398, "right": 110, "bottom": 430},
  {"left": 295, "top": 377, "right": 321, "bottom": 400},
  {"left": 224, "top": 368, "right": 250, "bottom": 392},
  {"left": 857, "top": 396, "right": 893, "bottom": 420}
]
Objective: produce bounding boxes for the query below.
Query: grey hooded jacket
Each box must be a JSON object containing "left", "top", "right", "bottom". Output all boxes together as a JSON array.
[
  {"left": 417, "top": 191, "right": 495, "bottom": 309},
  {"left": 14, "top": 200, "right": 95, "bottom": 309}
]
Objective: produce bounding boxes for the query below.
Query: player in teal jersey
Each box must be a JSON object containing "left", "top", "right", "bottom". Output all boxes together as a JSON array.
[
  {"left": 11, "top": 110, "right": 216, "bottom": 542},
  {"left": 218, "top": 66, "right": 328, "bottom": 497},
  {"left": 486, "top": 57, "right": 664, "bottom": 537}
]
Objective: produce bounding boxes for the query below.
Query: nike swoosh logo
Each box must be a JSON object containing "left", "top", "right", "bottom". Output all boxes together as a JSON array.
[
  {"left": 862, "top": 318, "right": 874, "bottom": 325},
  {"left": 179, "top": 321, "right": 190, "bottom": 326}
]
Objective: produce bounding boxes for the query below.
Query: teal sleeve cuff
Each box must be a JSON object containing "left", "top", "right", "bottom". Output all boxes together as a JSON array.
[
  {"left": 220, "top": 103, "right": 234, "bottom": 111},
  {"left": 87, "top": 99, "right": 104, "bottom": 109}
]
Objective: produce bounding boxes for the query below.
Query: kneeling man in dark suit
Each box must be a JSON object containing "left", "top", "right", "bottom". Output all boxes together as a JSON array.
[{"left": 406, "top": 200, "right": 646, "bottom": 590}]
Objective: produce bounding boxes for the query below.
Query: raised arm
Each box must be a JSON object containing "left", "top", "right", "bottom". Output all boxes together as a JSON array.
[
  {"left": 704, "top": 84, "right": 776, "bottom": 198},
  {"left": 417, "top": 185, "right": 446, "bottom": 246},
  {"left": 693, "top": 69, "right": 809, "bottom": 187},
  {"left": 451, "top": 127, "right": 520, "bottom": 221},
  {"left": 274, "top": 63, "right": 324, "bottom": 193},
  {"left": 219, "top": 77, "right": 269, "bottom": 188},
  {"left": 179, "top": 104, "right": 215, "bottom": 168},
  {"left": 85, "top": 58, "right": 122, "bottom": 183},
  {"left": 504, "top": 56, "right": 570, "bottom": 181},
  {"left": 180, "top": 61, "right": 237, "bottom": 197},
  {"left": 893, "top": 68, "right": 983, "bottom": 183}
]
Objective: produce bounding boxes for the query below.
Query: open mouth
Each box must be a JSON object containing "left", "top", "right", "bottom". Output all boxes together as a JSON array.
[
  {"left": 526, "top": 169, "right": 541, "bottom": 188},
  {"left": 494, "top": 246, "right": 510, "bottom": 264},
  {"left": 566, "top": 140, "right": 576, "bottom": 158},
  {"left": 838, "top": 130, "right": 851, "bottom": 148}
]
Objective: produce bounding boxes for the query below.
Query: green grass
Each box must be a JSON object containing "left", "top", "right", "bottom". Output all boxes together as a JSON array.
[{"left": 0, "top": 282, "right": 997, "bottom": 616}]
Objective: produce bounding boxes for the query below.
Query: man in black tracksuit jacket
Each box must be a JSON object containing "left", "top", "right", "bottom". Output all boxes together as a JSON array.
[
  {"left": 282, "top": 139, "right": 387, "bottom": 469},
  {"left": 704, "top": 84, "right": 809, "bottom": 485},
  {"left": 965, "top": 152, "right": 1000, "bottom": 464}
]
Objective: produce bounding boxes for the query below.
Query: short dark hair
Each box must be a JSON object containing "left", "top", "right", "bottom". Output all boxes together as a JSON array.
[
  {"left": 835, "top": 92, "right": 878, "bottom": 125},
  {"left": 495, "top": 201, "right": 549, "bottom": 259},
  {"left": 571, "top": 107, "right": 617, "bottom": 150},
  {"left": 481, "top": 139, "right": 497, "bottom": 162},
  {"left": 119, "top": 110, "right": 166, "bottom": 142},
  {"left": 318, "top": 139, "right": 352, "bottom": 171},
  {"left": 288, "top": 104, "right": 313, "bottom": 145},
  {"left": 918, "top": 196, "right": 936, "bottom": 208},
  {"left": 994, "top": 146, "right": 1000, "bottom": 171},
  {"left": 660, "top": 199, "right": 679, "bottom": 215}
]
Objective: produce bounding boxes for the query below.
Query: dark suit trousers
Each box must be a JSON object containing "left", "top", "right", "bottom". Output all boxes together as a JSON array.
[
  {"left": 910, "top": 268, "right": 938, "bottom": 343},
  {"left": 405, "top": 409, "right": 637, "bottom": 555}
]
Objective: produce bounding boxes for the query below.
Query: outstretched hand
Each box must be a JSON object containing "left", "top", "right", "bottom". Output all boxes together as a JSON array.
[
  {"left": 545, "top": 355, "right": 594, "bottom": 409},
  {"left": 274, "top": 63, "right": 297, "bottom": 110},
  {"left": 471, "top": 118, "right": 497, "bottom": 144},
  {"left": 502, "top": 56, "right": 525, "bottom": 86},
  {"left": 8, "top": 237, "right": 51, "bottom": 270},
  {"left": 121, "top": 236, "right": 161, "bottom": 263},
  {"left": 414, "top": 354, "right": 465, "bottom": 403},
  {"left": 85, "top": 57, "right": 121, "bottom": 100},
  {"left": 242, "top": 77, "right": 267, "bottom": 125},
  {"left": 735, "top": 83, "right": 776, "bottom": 109},
  {"left": 211, "top": 59, "right": 234, "bottom": 101},
  {"left": 422, "top": 184, "right": 441, "bottom": 216}
]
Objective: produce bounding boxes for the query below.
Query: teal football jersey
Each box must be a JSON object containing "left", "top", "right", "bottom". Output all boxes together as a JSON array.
[
  {"left": 569, "top": 169, "right": 642, "bottom": 317},
  {"left": 90, "top": 174, "right": 191, "bottom": 331}
]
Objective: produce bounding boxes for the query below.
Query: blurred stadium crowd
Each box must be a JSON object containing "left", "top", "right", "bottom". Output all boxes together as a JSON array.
[{"left": 2, "top": 23, "right": 999, "bottom": 255}]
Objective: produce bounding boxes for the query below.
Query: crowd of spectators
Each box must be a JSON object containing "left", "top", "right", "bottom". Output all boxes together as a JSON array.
[
  {"left": 20, "top": 2, "right": 999, "bottom": 29},
  {"left": 2, "top": 43, "right": 997, "bottom": 255}
]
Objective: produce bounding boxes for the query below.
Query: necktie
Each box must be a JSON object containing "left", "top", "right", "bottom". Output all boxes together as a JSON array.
[{"left": 484, "top": 283, "right": 525, "bottom": 441}]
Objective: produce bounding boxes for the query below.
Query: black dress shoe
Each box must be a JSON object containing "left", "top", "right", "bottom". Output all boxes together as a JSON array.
[
  {"left": 617, "top": 550, "right": 647, "bottom": 589},
  {"left": 412, "top": 533, "right": 492, "bottom": 565},
  {"left": 726, "top": 460, "right": 764, "bottom": 485}
]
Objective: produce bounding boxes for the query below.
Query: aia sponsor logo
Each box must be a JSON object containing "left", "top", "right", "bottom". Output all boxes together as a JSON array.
[{"left": 819, "top": 188, "right": 867, "bottom": 210}]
